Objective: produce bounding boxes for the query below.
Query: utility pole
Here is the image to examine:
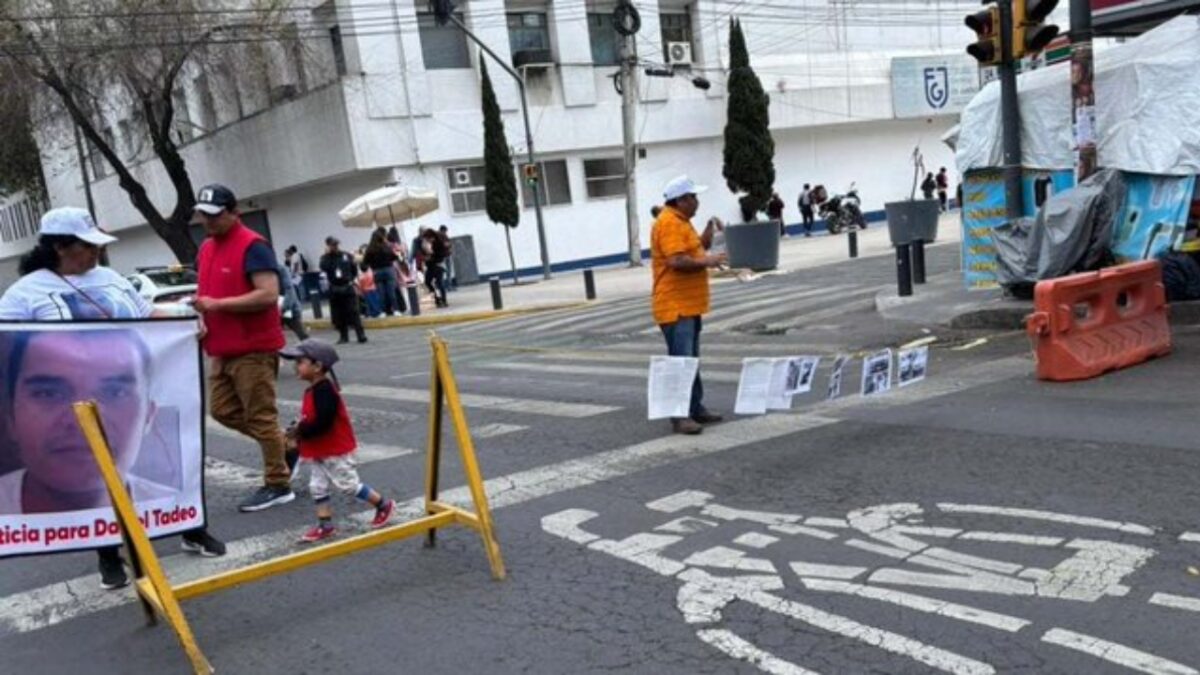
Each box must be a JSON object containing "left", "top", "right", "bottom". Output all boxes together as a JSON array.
[
  {"left": 998, "top": 0, "right": 1023, "bottom": 221},
  {"left": 1069, "top": 0, "right": 1097, "bottom": 181},
  {"left": 620, "top": 33, "right": 641, "bottom": 266},
  {"left": 432, "top": 3, "right": 551, "bottom": 280}
]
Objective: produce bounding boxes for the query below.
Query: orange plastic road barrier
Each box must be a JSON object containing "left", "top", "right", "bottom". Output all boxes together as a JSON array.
[{"left": 1025, "top": 260, "right": 1171, "bottom": 381}]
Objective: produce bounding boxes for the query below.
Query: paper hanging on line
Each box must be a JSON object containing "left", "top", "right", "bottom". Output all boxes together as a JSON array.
[
  {"left": 827, "top": 355, "right": 849, "bottom": 400},
  {"left": 784, "top": 356, "right": 820, "bottom": 395},
  {"left": 735, "top": 358, "right": 777, "bottom": 415},
  {"left": 861, "top": 349, "right": 894, "bottom": 397},
  {"left": 897, "top": 346, "right": 929, "bottom": 387},
  {"left": 647, "top": 356, "right": 700, "bottom": 420},
  {"left": 766, "top": 359, "right": 793, "bottom": 410}
]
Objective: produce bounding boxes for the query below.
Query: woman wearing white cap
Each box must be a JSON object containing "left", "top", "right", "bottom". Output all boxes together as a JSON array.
[{"left": 0, "top": 207, "right": 225, "bottom": 589}]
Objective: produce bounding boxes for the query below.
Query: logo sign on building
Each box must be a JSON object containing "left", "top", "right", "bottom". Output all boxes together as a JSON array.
[{"left": 891, "top": 55, "right": 981, "bottom": 119}]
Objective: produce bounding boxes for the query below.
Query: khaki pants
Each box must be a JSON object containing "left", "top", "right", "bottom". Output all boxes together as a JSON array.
[{"left": 209, "top": 352, "right": 289, "bottom": 489}]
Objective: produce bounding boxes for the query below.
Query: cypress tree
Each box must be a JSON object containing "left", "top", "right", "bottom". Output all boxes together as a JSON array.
[
  {"left": 480, "top": 57, "right": 521, "bottom": 282},
  {"left": 722, "top": 19, "right": 776, "bottom": 223}
]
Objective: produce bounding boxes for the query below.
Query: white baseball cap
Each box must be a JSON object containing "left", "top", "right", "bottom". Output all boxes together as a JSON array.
[
  {"left": 39, "top": 207, "right": 118, "bottom": 246},
  {"left": 663, "top": 175, "right": 708, "bottom": 202}
]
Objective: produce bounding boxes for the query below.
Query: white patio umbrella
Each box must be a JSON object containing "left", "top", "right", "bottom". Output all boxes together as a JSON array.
[{"left": 338, "top": 184, "right": 439, "bottom": 229}]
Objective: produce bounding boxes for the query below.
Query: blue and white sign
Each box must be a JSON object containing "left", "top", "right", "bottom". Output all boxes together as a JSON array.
[{"left": 892, "top": 55, "right": 981, "bottom": 119}]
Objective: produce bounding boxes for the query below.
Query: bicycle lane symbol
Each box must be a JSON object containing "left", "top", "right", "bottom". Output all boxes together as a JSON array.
[{"left": 541, "top": 491, "right": 1198, "bottom": 675}]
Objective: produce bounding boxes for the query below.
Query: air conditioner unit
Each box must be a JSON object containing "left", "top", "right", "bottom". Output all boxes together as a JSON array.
[
  {"left": 453, "top": 169, "right": 472, "bottom": 187},
  {"left": 666, "top": 42, "right": 693, "bottom": 66}
]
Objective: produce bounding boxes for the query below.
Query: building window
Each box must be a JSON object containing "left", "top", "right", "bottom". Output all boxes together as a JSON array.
[
  {"left": 660, "top": 13, "right": 693, "bottom": 63},
  {"left": 583, "top": 158, "right": 625, "bottom": 199},
  {"left": 522, "top": 159, "right": 571, "bottom": 208},
  {"left": 418, "top": 13, "right": 471, "bottom": 69},
  {"left": 587, "top": 13, "right": 621, "bottom": 67},
  {"left": 507, "top": 13, "right": 550, "bottom": 57},
  {"left": 447, "top": 165, "right": 487, "bottom": 214},
  {"left": 329, "top": 25, "right": 347, "bottom": 76}
]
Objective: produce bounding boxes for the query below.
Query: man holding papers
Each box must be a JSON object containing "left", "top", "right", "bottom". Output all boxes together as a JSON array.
[{"left": 650, "top": 176, "right": 728, "bottom": 435}]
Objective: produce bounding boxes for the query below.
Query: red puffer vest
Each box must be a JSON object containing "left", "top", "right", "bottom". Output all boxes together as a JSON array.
[
  {"left": 298, "top": 383, "right": 357, "bottom": 459},
  {"left": 196, "top": 220, "right": 285, "bottom": 358}
]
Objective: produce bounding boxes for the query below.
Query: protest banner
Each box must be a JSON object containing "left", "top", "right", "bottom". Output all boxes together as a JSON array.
[{"left": 0, "top": 319, "right": 204, "bottom": 557}]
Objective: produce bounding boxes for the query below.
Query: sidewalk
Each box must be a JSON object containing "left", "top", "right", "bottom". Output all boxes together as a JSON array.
[{"left": 307, "top": 214, "right": 963, "bottom": 330}]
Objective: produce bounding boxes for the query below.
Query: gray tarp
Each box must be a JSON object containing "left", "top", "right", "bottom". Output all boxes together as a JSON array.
[{"left": 992, "top": 169, "right": 1124, "bottom": 286}]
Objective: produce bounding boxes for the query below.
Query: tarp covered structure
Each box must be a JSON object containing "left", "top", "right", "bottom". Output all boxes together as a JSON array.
[{"left": 955, "top": 16, "right": 1200, "bottom": 176}]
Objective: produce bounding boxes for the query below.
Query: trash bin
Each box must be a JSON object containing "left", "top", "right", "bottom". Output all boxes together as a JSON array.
[
  {"left": 724, "top": 220, "right": 780, "bottom": 271},
  {"left": 884, "top": 200, "right": 939, "bottom": 245}
]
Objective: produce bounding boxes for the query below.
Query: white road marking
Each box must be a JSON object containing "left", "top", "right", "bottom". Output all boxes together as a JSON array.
[
  {"left": 958, "top": 532, "right": 1063, "bottom": 546},
  {"left": 846, "top": 538, "right": 911, "bottom": 559},
  {"left": 655, "top": 516, "right": 719, "bottom": 534},
  {"left": 540, "top": 509, "right": 601, "bottom": 545},
  {"left": 1041, "top": 628, "right": 1197, "bottom": 675},
  {"left": 590, "top": 533, "right": 686, "bottom": 576},
  {"left": 769, "top": 524, "right": 839, "bottom": 541},
  {"left": 695, "top": 628, "right": 819, "bottom": 675},
  {"left": 1149, "top": 592, "right": 1200, "bottom": 614},
  {"left": 203, "top": 457, "right": 261, "bottom": 490},
  {"left": 788, "top": 562, "right": 867, "bottom": 580},
  {"left": 734, "top": 532, "right": 780, "bottom": 549},
  {"left": 804, "top": 517, "right": 849, "bottom": 528},
  {"left": 341, "top": 383, "right": 620, "bottom": 418},
  {"left": 647, "top": 490, "right": 714, "bottom": 513},
  {"left": 701, "top": 286, "right": 858, "bottom": 332},
  {"left": 937, "top": 504, "right": 1155, "bottom": 535},
  {"left": 1, "top": 355, "right": 1030, "bottom": 637},
  {"left": 683, "top": 546, "right": 778, "bottom": 573},
  {"left": 798, "top": 578, "right": 1030, "bottom": 633},
  {"left": 480, "top": 361, "right": 741, "bottom": 384},
  {"left": 472, "top": 422, "right": 528, "bottom": 439},
  {"left": 1179, "top": 532, "right": 1200, "bottom": 544}
]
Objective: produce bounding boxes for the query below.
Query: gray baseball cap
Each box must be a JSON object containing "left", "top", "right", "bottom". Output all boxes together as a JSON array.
[{"left": 280, "top": 339, "right": 340, "bottom": 369}]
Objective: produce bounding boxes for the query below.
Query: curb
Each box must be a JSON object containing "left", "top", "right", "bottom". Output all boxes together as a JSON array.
[{"left": 305, "top": 300, "right": 592, "bottom": 331}]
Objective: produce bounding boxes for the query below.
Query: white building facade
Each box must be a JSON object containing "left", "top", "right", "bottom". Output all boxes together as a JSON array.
[{"left": 23, "top": 0, "right": 981, "bottom": 280}]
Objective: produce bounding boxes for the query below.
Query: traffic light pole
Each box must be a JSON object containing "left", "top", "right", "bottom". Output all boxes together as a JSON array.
[
  {"left": 449, "top": 15, "right": 552, "bottom": 280},
  {"left": 998, "top": 0, "right": 1024, "bottom": 222},
  {"left": 1069, "top": 0, "right": 1097, "bottom": 182}
]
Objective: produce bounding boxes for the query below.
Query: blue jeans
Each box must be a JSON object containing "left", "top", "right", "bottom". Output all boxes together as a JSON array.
[
  {"left": 363, "top": 289, "right": 382, "bottom": 317},
  {"left": 373, "top": 267, "right": 400, "bottom": 315},
  {"left": 660, "top": 316, "right": 704, "bottom": 419}
]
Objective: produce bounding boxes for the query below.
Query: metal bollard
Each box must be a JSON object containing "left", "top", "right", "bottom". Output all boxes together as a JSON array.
[
  {"left": 911, "top": 239, "right": 926, "bottom": 284},
  {"left": 309, "top": 293, "right": 323, "bottom": 320},
  {"left": 490, "top": 277, "right": 503, "bottom": 310},
  {"left": 848, "top": 229, "right": 858, "bottom": 259},
  {"left": 583, "top": 269, "right": 596, "bottom": 300},
  {"left": 895, "top": 243, "right": 913, "bottom": 297},
  {"left": 407, "top": 285, "right": 421, "bottom": 317}
]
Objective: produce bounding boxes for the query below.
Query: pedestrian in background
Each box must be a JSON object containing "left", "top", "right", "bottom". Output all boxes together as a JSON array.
[
  {"left": 319, "top": 236, "right": 367, "bottom": 344},
  {"left": 921, "top": 172, "right": 937, "bottom": 201},
  {"left": 768, "top": 192, "right": 786, "bottom": 237},
  {"left": 797, "top": 184, "right": 815, "bottom": 237},
  {"left": 937, "top": 167, "right": 950, "bottom": 212},
  {"left": 191, "top": 184, "right": 295, "bottom": 513},
  {"left": 438, "top": 225, "right": 457, "bottom": 291},
  {"left": 356, "top": 263, "right": 381, "bottom": 317},
  {"left": 281, "top": 339, "right": 395, "bottom": 543},
  {"left": 422, "top": 229, "right": 449, "bottom": 308},
  {"left": 276, "top": 261, "right": 309, "bottom": 341},
  {"left": 363, "top": 228, "right": 401, "bottom": 317},
  {"left": 650, "top": 175, "right": 727, "bottom": 436}
]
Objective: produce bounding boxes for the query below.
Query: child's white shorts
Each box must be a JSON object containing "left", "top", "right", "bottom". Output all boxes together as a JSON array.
[{"left": 306, "top": 455, "right": 361, "bottom": 501}]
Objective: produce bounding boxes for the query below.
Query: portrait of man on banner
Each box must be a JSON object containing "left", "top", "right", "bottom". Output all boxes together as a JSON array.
[{"left": 0, "top": 320, "right": 205, "bottom": 557}]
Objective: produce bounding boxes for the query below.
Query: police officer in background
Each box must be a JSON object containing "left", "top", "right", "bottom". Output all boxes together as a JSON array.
[{"left": 318, "top": 236, "right": 367, "bottom": 344}]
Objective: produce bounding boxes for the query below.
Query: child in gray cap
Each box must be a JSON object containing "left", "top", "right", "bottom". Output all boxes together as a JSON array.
[{"left": 281, "top": 339, "right": 394, "bottom": 542}]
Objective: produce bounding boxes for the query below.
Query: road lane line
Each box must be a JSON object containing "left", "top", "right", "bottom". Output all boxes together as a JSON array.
[
  {"left": 1041, "top": 628, "right": 1197, "bottom": 675},
  {"left": 798, "top": 578, "right": 1030, "bottom": 632},
  {"left": 1149, "top": 592, "right": 1200, "bottom": 614},
  {"left": 341, "top": 383, "right": 620, "bottom": 418},
  {"left": 936, "top": 504, "right": 1155, "bottom": 536},
  {"left": 480, "top": 361, "right": 741, "bottom": 384}
]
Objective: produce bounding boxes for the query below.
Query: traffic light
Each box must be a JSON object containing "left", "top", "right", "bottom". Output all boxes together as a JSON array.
[
  {"left": 965, "top": 7, "right": 1001, "bottom": 66},
  {"left": 1013, "top": 0, "right": 1059, "bottom": 59},
  {"left": 430, "top": 0, "right": 455, "bottom": 25},
  {"left": 523, "top": 163, "right": 539, "bottom": 185}
]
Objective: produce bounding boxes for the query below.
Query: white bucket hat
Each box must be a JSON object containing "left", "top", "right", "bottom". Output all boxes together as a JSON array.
[{"left": 39, "top": 207, "right": 118, "bottom": 246}]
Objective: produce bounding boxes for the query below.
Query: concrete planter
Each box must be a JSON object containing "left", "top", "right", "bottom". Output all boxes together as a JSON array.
[
  {"left": 884, "top": 200, "right": 940, "bottom": 245},
  {"left": 725, "top": 220, "right": 781, "bottom": 271}
]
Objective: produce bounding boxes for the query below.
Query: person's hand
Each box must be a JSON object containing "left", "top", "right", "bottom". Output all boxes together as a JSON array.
[
  {"left": 192, "top": 296, "right": 222, "bottom": 313},
  {"left": 195, "top": 313, "right": 208, "bottom": 340},
  {"left": 707, "top": 252, "right": 728, "bottom": 268}
]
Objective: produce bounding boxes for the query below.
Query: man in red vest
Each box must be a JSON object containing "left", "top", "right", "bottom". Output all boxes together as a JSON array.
[{"left": 191, "top": 184, "right": 294, "bottom": 512}]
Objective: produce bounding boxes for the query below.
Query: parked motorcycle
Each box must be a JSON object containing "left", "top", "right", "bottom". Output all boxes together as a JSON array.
[{"left": 818, "top": 183, "right": 867, "bottom": 234}]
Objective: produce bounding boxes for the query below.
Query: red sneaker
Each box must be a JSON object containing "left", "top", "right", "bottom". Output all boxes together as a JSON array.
[
  {"left": 299, "top": 524, "right": 336, "bottom": 543},
  {"left": 371, "top": 500, "right": 395, "bottom": 529}
]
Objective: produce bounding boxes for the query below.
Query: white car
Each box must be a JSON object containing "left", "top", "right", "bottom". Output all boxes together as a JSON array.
[{"left": 126, "top": 266, "right": 198, "bottom": 305}]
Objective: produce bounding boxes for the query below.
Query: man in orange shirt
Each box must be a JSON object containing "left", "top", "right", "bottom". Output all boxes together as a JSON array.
[{"left": 651, "top": 175, "right": 728, "bottom": 435}]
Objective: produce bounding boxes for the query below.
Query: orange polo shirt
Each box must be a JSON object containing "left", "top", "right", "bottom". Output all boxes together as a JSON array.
[{"left": 651, "top": 206, "right": 710, "bottom": 325}]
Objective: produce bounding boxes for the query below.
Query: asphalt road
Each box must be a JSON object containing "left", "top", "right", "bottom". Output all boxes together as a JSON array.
[{"left": 3, "top": 244, "right": 1200, "bottom": 674}]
